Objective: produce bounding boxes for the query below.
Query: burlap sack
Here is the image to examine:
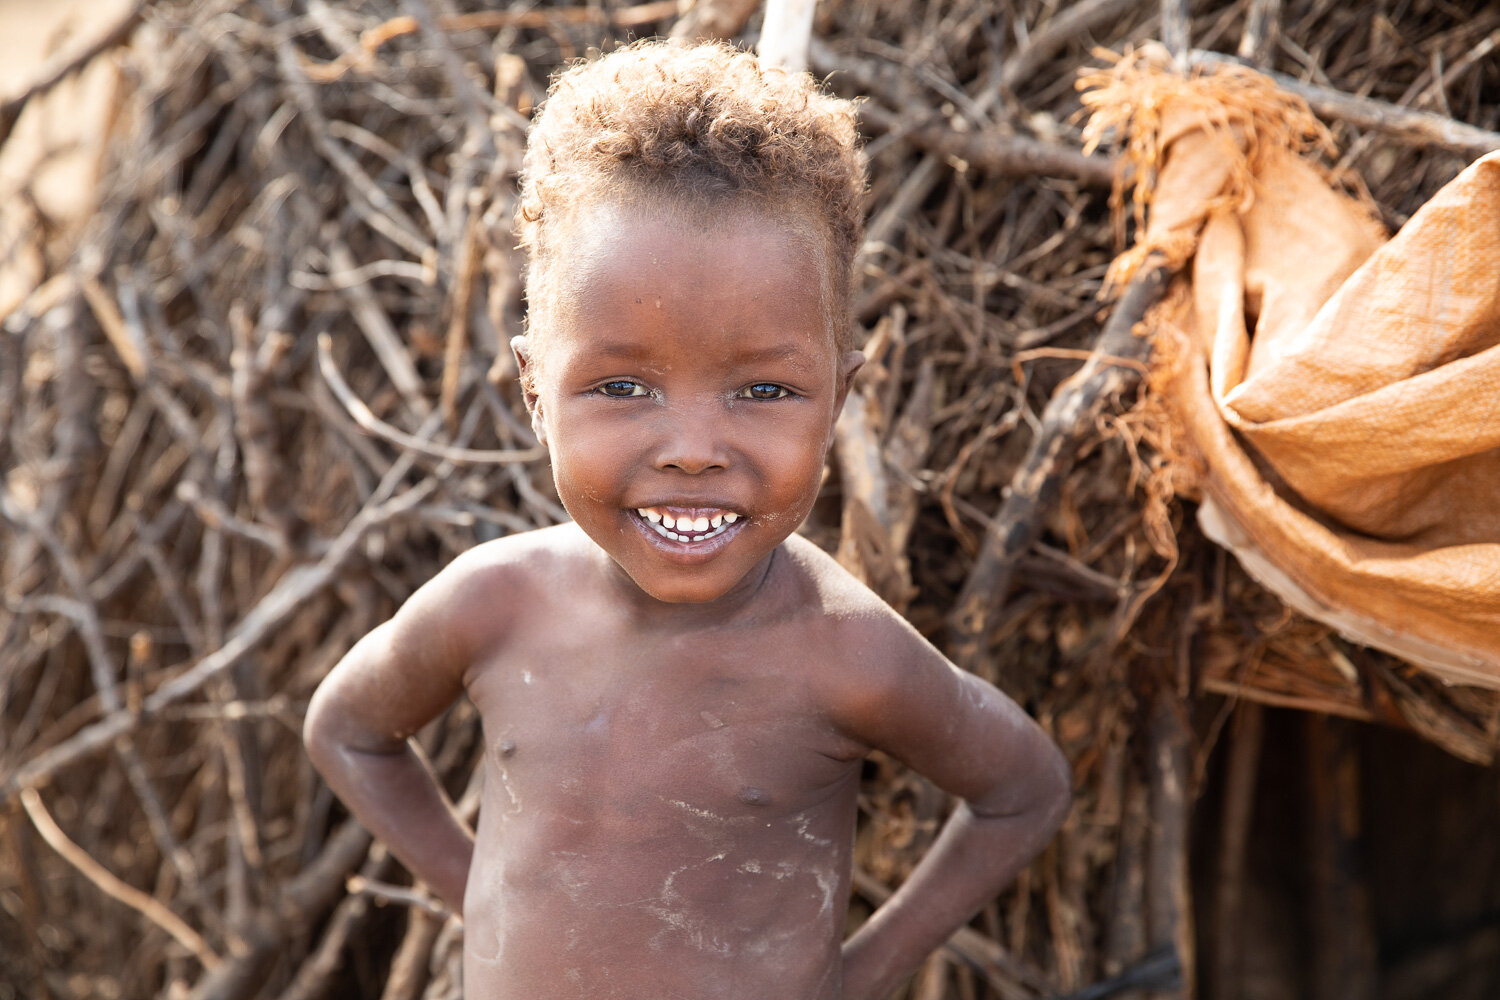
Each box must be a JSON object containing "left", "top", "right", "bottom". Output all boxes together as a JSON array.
[{"left": 1085, "top": 54, "right": 1500, "bottom": 687}]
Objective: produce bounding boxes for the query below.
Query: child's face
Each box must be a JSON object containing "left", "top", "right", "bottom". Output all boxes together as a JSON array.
[{"left": 517, "top": 198, "right": 862, "bottom": 605}]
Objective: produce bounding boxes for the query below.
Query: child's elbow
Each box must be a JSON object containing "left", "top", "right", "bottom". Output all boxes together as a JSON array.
[
  {"left": 1034, "top": 741, "right": 1073, "bottom": 835},
  {"left": 302, "top": 682, "right": 341, "bottom": 774},
  {"left": 969, "top": 738, "right": 1071, "bottom": 836}
]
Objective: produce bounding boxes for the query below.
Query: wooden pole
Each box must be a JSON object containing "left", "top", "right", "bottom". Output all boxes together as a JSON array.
[
  {"left": 758, "top": 0, "right": 817, "bottom": 72},
  {"left": 1212, "top": 702, "right": 1264, "bottom": 1000},
  {"left": 1305, "top": 715, "right": 1378, "bottom": 1000},
  {"left": 1146, "top": 694, "right": 1193, "bottom": 999}
]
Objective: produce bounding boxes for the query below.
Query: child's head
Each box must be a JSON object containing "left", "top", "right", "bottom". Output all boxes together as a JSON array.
[
  {"left": 516, "top": 39, "right": 865, "bottom": 382},
  {"left": 510, "top": 41, "right": 867, "bottom": 604}
]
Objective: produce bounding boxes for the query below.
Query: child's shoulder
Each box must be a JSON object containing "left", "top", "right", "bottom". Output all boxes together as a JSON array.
[
  {"left": 776, "top": 535, "right": 977, "bottom": 751},
  {"left": 779, "top": 533, "right": 894, "bottom": 614},
  {"left": 402, "top": 523, "right": 598, "bottom": 636},
  {"left": 777, "top": 534, "right": 940, "bottom": 668},
  {"left": 440, "top": 521, "right": 596, "bottom": 580}
]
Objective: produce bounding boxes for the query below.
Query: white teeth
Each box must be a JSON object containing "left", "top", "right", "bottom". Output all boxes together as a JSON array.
[{"left": 637, "top": 508, "right": 740, "bottom": 544}]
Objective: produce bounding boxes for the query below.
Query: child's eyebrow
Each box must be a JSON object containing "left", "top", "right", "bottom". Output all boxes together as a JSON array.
[
  {"left": 591, "top": 342, "right": 816, "bottom": 365},
  {"left": 728, "top": 343, "right": 815, "bottom": 365}
]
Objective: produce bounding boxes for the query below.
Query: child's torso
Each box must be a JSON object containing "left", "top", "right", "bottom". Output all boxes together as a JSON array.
[{"left": 459, "top": 564, "right": 865, "bottom": 998}]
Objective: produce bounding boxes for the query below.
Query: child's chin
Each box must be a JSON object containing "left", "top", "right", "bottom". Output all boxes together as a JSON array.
[
  {"left": 629, "top": 574, "right": 743, "bottom": 605},
  {"left": 615, "top": 555, "right": 768, "bottom": 606}
]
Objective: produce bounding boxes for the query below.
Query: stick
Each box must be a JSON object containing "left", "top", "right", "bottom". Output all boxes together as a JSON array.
[
  {"left": 21, "top": 787, "right": 221, "bottom": 971},
  {"left": 440, "top": 194, "right": 484, "bottom": 429},
  {"left": 758, "top": 0, "right": 818, "bottom": 73},
  {"left": 347, "top": 874, "right": 450, "bottom": 917},
  {"left": 1159, "top": 0, "right": 1190, "bottom": 73},
  {"left": 0, "top": 0, "right": 150, "bottom": 149},
  {"left": 1103, "top": 778, "right": 1149, "bottom": 992},
  {"left": 1000, "top": 0, "right": 1143, "bottom": 92},
  {"left": 378, "top": 908, "right": 443, "bottom": 1000},
  {"left": 670, "top": 0, "right": 763, "bottom": 42},
  {"left": 324, "top": 242, "right": 433, "bottom": 420},
  {"left": 318, "top": 335, "right": 545, "bottom": 465},
  {"left": 1305, "top": 715, "right": 1378, "bottom": 1000},
  {"left": 1235, "top": 0, "right": 1281, "bottom": 69},
  {"left": 274, "top": 901, "right": 369, "bottom": 1000},
  {"left": 813, "top": 46, "right": 1117, "bottom": 191},
  {"left": 851, "top": 867, "right": 1052, "bottom": 998},
  {"left": 863, "top": 103, "right": 1117, "bottom": 190},
  {"left": 946, "top": 266, "right": 1169, "bottom": 671},
  {"left": 80, "top": 276, "right": 148, "bottom": 379},
  {"left": 1145, "top": 694, "right": 1192, "bottom": 999},
  {"left": 2, "top": 480, "right": 435, "bottom": 804},
  {"left": 186, "top": 820, "right": 374, "bottom": 1000},
  {"left": 1211, "top": 702, "right": 1262, "bottom": 1000},
  {"left": 1190, "top": 50, "right": 1500, "bottom": 157},
  {"left": 1052, "top": 946, "right": 1181, "bottom": 1000},
  {"left": 303, "top": 1, "right": 682, "bottom": 81}
]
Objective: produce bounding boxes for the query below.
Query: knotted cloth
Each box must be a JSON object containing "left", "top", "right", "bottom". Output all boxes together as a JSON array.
[{"left": 1083, "top": 50, "right": 1500, "bottom": 687}]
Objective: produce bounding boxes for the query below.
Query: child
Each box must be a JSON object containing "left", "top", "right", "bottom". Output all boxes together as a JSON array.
[{"left": 304, "top": 40, "right": 1070, "bottom": 1000}]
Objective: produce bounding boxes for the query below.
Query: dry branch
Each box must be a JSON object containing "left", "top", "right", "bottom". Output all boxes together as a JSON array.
[
  {"left": 669, "top": 0, "right": 763, "bottom": 43},
  {"left": 947, "top": 266, "right": 1170, "bottom": 671},
  {"left": 999, "top": 0, "right": 1144, "bottom": 93},
  {"left": 851, "top": 866, "right": 1052, "bottom": 999},
  {"left": 1146, "top": 696, "right": 1193, "bottom": 999},
  {"left": 3, "top": 481, "right": 435, "bottom": 804},
  {"left": 758, "top": 0, "right": 818, "bottom": 73},
  {"left": 0, "top": 0, "right": 150, "bottom": 149},
  {"left": 21, "top": 787, "right": 221, "bottom": 971},
  {"left": 317, "top": 335, "right": 545, "bottom": 465},
  {"left": 1190, "top": 50, "right": 1500, "bottom": 157},
  {"left": 857, "top": 102, "right": 1117, "bottom": 189}
]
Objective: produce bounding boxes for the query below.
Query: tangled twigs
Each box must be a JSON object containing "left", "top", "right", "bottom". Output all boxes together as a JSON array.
[
  {"left": 317, "top": 335, "right": 544, "bottom": 465},
  {"left": 6, "top": 0, "right": 1500, "bottom": 996},
  {"left": 1190, "top": 50, "right": 1500, "bottom": 157},
  {"left": 3, "top": 480, "right": 436, "bottom": 806},
  {"left": 0, "top": 0, "right": 150, "bottom": 148},
  {"left": 20, "top": 788, "right": 221, "bottom": 971},
  {"left": 947, "top": 266, "right": 1171, "bottom": 673}
]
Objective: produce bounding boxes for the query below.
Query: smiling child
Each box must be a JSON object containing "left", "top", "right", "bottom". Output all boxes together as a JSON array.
[{"left": 304, "top": 40, "right": 1070, "bottom": 1000}]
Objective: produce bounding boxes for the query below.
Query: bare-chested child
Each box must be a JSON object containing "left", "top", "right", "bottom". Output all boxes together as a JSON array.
[{"left": 304, "top": 40, "right": 1070, "bottom": 1000}]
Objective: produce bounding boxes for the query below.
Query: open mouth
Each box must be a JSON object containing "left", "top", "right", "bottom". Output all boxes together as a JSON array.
[{"left": 634, "top": 505, "right": 742, "bottom": 543}]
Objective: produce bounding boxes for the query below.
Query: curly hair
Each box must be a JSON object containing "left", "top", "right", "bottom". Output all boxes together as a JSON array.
[{"left": 516, "top": 39, "right": 865, "bottom": 352}]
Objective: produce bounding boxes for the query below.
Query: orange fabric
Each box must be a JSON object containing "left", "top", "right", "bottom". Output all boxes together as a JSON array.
[{"left": 1091, "top": 54, "right": 1500, "bottom": 686}]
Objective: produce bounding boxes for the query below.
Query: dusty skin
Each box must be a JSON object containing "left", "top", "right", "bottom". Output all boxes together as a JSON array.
[{"left": 304, "top": 202, "right": 1071, "bottom": 1000}]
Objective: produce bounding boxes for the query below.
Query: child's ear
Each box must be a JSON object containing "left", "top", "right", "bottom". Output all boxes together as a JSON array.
[
  {"left": 833, "top": 350, "right": 865, "bottom": 413},
  {"left": 510, "top": 335, "right": 548, "bottom": 447}
]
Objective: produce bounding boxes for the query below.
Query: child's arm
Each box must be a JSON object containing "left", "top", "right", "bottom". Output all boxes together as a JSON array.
[
  {"left": 829, "top": 619, "right": 1071, "bottom": 1000},
  {"left": 303, "top": 549, "right": 506, "bottom": 911}
]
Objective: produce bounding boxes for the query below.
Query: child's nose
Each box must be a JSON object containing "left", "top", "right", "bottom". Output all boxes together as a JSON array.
[{"left": 651, "top": 405, "right": 729, "bottom": 474}]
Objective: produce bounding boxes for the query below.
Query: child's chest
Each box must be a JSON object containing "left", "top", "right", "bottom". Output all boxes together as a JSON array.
[{"left": 464, "top": 624, "right": 859, "bottom": 834}]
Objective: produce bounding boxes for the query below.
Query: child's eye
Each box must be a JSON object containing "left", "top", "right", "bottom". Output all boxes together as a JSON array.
[
  {"left": 598, "top": 380, "right": 649, "bottom": 398},
  {"left": 739, "top": 383, "right": 791, "bottom": 400}
]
